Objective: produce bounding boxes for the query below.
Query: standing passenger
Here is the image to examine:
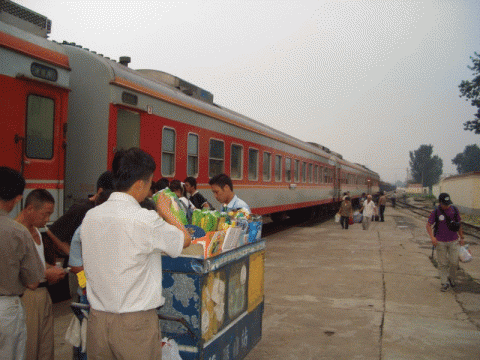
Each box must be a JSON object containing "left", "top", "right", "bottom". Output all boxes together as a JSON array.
[
  {"left": 0, "top": 167, "right": 44, "bottom": 360},
  {"left": 16, "top": 189, "right": 66, "bottom": 360},
  {"left": 338, "top": 196, "right": 353, "bottom": 230},
  {"left": 360, "top": 195, "right": 377, "bottom": 230},
  {"left": 378, "top": 191, "right": 387, "bottom": 222},
  {"left": 209, "top": 174, "right": 250, "bottom": 212},
  {"left": 426, "top": 193, "right": 465, "bottom": 292},
  {"left": 82, "top": 148, "right": 191, "bottom": 359},
  {"left": 184, "top": 177, "right": 210, "bottom": 209}
]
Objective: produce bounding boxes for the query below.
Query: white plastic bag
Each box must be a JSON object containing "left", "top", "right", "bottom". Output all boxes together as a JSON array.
[
  {"left": 335, "top": 213, "right": 340, "bottom": 223},
  {"left": 459, "top": 245, "right": 472, "bottom": 263},
  {"left": 64, "top": 315, "right": 81, "bottom": 347},
  {"left": 162, "top": 338, "right": 182, "bottom": 360}
]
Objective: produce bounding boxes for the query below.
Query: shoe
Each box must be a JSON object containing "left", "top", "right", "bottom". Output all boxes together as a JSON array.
[
  {"left": 441, "top": 283, "right": 450, "bottom": 292},
  {"left": 448, "top": 279, "right": 456, "bottom": 288}
]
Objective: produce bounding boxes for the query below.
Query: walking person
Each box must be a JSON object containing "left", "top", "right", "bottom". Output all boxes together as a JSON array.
[
  {"left": 338, "top": 196, "right": 353, "bottom": 230},
  {"left": 0, "top": 167, "right": 44, "bottom": 360},
  {"left": 391, "top": 191, "right": 397, "bottom": 208},
  {"left": 16, "top": 189, "right": 66, "bottom": 360},
  {"left": 426, "top": 193, "right": 465, "bottom": 292},
  {"left": 360, "top": 195, "right": 377, "bottom": 230},
  {"left": 82, "top": 148, "right": 191, "bottom": 359},
  {"left": 378, "top": 191, "right": 387, "bottom": 222}
]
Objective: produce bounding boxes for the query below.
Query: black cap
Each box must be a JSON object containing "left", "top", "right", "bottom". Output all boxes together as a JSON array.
[{"left": 438, "top": 193, "right": 452, "bottom": 205}]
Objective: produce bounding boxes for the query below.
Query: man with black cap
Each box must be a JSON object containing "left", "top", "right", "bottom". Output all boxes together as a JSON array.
[{"left": 426, "top": 193, "right": 465, "bottom": 292}]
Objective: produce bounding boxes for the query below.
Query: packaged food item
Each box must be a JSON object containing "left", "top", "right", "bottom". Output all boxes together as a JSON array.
[{"left": 153, "top": 189, "right": 188, "bottom": 225}]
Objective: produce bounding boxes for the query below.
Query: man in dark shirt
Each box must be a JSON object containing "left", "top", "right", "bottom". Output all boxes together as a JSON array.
[
  {"left": 46, "top": 171, "right": 114, "bottom": 254},
  {"left": 0, "top": 167, "right": 44, "bottom": 359},
  {"left": 184, "top": 177, "right": 210, "bottom": 209}
]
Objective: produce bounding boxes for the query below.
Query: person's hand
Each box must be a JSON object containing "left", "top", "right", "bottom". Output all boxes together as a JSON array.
[
  {"left": 459, "top": 237, "right": 465, "bottom": 246},
  {"left": 45, "top": 266, "right": 66, "bottom": 285},
  {"left": 431, "top": 237, "right": 438, "bottom": 247}
]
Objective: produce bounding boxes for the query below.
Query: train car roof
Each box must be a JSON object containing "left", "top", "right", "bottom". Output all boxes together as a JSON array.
[{"left": 62, "top": 43, "right": 378, "bottom": 177}]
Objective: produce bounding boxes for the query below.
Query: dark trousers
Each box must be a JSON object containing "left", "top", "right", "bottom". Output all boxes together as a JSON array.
[
  {"left": 340, "top": 216, "right": 349, "bottom": 229},
  {"left": 391, "top": 198, "right": 396, "bottom": 208},
  {"left": 379, "top": 205, "right": 385, "bottom": 221}
]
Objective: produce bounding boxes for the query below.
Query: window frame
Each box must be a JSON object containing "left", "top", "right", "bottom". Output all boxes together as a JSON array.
[
  {"left": 294, "top": 159, "right": 300, "bottom": 183},
  {"left": 285, "top": 157, "right": 292, "bottom": 182},
  {"left": 274, "top": 154, "right": 282, "bottom": 182},
  {"left": 263, "top": 151, "right": 272, "bottom": 182},
  {"left": 248, "top": 147, "right": 259, "bottom": 181},
  {"left": 25, "top": 94, "right": 55, "bottom": 160},
  {"left": 161, "top": 126, "right": 176, "bottom": 177},
  {"left": 208, "top": 138, "right": 225, "bottom": 178},
  {"left": 230, "top": 143, "right": 244, "bottom": 180},
  {"left": 187, "top": 132, "right": 199, "bottom": 177}
]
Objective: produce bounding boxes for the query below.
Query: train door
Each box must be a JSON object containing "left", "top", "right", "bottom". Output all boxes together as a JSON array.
[{"left": 9, "top": 82, "right": 67, "bottom": 219}]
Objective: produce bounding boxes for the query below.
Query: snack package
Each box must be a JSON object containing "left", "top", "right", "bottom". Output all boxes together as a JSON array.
[{"left": 152, "top": 189, "right": 188, "bottom": 225}]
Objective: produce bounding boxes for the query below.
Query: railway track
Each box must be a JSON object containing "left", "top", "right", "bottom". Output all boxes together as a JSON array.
[{"left": 396, "top": 199, "right": 480, "bottom": 240}]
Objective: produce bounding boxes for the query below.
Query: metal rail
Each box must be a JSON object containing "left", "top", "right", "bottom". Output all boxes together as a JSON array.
[{"left": 396, "top": 199, "right": 480, "bottom": 240}]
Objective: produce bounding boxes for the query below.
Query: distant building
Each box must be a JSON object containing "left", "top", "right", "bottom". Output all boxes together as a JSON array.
[
  {"left": 432, "top": 172, "right": 480, "bottom": 215},
  {"left": 406, "top": 183, "right": 427, "bottom": 194}
]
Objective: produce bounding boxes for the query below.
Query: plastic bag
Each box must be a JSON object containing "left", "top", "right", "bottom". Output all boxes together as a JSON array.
[
  {"left": 64, "top": 315, "right": 81, "bottom": 347},
  {"left": 162, "top": 338, "right": 182, "bottom": 360},
  {"left": 335, "top": 214, "right": 340, "bottom": 223},
  {"left": 459, "top": 245, "right": 472, "bottom": 263},
  {"left": 353, "top": 211, "right": 363, "bottom": 223}
]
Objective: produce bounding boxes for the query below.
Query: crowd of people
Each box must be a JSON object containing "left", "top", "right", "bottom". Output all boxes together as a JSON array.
[{"left": 0, "top": 147, "right": 251, "bottom": 360}]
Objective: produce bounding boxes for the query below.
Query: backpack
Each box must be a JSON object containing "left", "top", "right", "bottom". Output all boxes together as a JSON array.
[{"left": 434, "top": 206, "right": 460, "bottom": 236}]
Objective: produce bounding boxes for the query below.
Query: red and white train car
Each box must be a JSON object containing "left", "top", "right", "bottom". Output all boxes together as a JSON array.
[
  {"left": 1, "top": 1, "right": 70, "bottom": 219},
  {"left": 1, "top": 1, "right": 380, "bottom": 221}
]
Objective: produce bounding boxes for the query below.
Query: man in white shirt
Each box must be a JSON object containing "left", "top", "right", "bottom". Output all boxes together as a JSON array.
[
  {"left": 82, "top": 148, "right": 191, "bottom": 359},
  {"left": 360, "top": 195, "right": 377, "bottom": 230}
]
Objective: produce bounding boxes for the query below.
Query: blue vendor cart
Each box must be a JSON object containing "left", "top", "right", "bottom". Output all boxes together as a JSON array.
[{"left": 158, "top": 239, "right": 266, "bottom": 360}]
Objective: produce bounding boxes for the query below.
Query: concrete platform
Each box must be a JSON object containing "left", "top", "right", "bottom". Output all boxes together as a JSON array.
[{"left": 52, "top": 206, "right": 480, "bottom": 359}]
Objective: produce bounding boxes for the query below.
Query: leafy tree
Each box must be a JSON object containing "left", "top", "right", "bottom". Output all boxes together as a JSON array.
[
  {"left": 459, "top": 52, "right": 480, "bottom": 134},
  {"left": 409, "top": 145, "right": 443, "bottom": 188},
  {"left": 452, "top": 144, "right": 480, "bottom": 174}
]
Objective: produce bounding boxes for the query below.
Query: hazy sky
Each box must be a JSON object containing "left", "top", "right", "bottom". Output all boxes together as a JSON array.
[{"left": 15, "top": 0, "right": 480, "bottom": 183}]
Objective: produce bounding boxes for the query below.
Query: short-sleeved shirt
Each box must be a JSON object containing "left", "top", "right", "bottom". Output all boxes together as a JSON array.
[
  {"left": 81, "top": 192, "right": 184, "bottom": 313},
  {"left": 339, "top": 201, "right": 352, "bottom": 217},
  {"left": 68, "top": 226, "right": 83, "bottom": 267},
  {"left": 0, "top": 209, "right": 44, "bottom": 296},
  {"left": 362, "top": 200, "right": 376, "bottom": 218},
  {"left": 378, "top": 196, "right": 387, "bottom": 205},
  {"left": 223, "top": 195, "right": 250, "bottom": 213},
  {"left": 48, "top": 199, "right": 95, "bottom": 245},
  {"left": 189, "top": 191, "right": 208, "bottom": 209},
  {"left": 428, "top": 206, "right": 461, "bottom": 242}
]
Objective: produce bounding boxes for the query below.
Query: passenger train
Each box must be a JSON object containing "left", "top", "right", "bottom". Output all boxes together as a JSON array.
[{"left": 1, "top": 1, "right": 380, "bottom": 222}]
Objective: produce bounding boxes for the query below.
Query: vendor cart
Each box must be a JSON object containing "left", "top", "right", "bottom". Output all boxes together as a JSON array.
[{"left": 158, "top": 239, "right": 266, "bottom": 360}]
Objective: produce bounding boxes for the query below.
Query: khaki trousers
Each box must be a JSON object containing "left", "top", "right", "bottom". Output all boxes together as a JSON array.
[
  {"left": 87, "top": 308, "right": 162, "bottom": 360},
  {"left": 436, "top": 240, "right": 459, "bottom": 285},
  {"left": 21, "top": 287, "right": 54, "bottom": 360}
]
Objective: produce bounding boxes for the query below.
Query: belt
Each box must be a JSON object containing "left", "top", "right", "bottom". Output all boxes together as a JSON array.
[{"left": 38, "top": 282, "right": 49, "bottom": 288}]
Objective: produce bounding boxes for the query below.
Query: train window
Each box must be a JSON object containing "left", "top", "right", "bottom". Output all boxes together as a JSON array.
[
  {"left": 324, "top": 168, "right": 329, "bottom": 183},
  {"left": 209, "top": 139, "right": 224, "bottom": 177},
  {"left": 302, "top": 162, "right": 307, "bottom": 183},
  {"left": 319, "top": 166, "right": 323, "bottom": 183},
  {"left": 231, "top": 144, "right": 243, "bottom": 180},
  {"left": 285, "top": 158, "right": 292, "bottom": 182},
  {"left": 309, "top": 164, "right": 313, "bottom": 183},
  {"left": 26, "top": 95, "right": 54, "bottom": 159},
  {"left": 117, "top": 109, "right": 140, "bottom": 150},
  {"left": 314, "top": 165, "right": 318, "bottom": 183},
  {"left": 121, "top": 92, "right": 138, "bottom": 106},
  {"left": 187, "top": 133, "right": 199, "bottom": 177},
  {"left": 263, "top": 152, "right": 271, "bottom": 182},
  {"left": 248, "top": 148, "right": 259, "bottom": 181},
  {"left": 274, "top": 155, "right": 282, "bottom": 182},
  {"left": 162, "top": 128, "right": 176, "bottom": 176},
  {"left": 294, "top": 160, "right": 299, "bottom": 182}
]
